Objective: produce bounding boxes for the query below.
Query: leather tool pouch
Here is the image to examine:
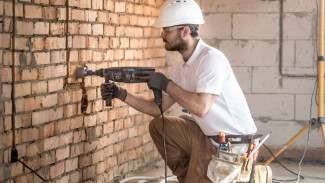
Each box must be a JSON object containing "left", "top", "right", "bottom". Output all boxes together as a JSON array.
[{"left": 207, "top": 150, "right": 253, "bottom": 183}]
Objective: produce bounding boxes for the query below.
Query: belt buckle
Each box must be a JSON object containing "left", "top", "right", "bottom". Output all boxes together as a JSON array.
[{"left": 229, "top": 137, "right": 242, "bottom": 142}]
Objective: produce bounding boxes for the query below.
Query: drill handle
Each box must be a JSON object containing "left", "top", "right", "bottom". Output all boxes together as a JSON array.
[
  {"left": 105, "top": 77, "right": 112, "bottom": 107},
  {"left": 151, "top": 88, "right": 162, "bottom": 107}
]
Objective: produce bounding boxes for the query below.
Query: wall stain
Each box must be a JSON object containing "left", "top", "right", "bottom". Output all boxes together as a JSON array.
[
  {"left": 258, "top": 116, "right": 272, "bottom": 123},
  {"left": 19, "top": 53, "right": 27, "bottom": 70},
  {"left": 26, "top": 39, "right": 33, "bottom": 51},
  {"left": 30, "top": 54, "right": 37, "bottom": 68}
]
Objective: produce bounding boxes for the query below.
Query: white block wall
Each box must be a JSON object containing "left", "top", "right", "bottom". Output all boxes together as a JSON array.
[{"left": 166, "top": 0, "right": 323, "bottom": 156}]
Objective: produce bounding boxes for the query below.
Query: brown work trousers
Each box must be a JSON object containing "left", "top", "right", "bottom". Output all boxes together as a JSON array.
[{"left": 149, "top": 116, "right": 217, "bottom": 183}]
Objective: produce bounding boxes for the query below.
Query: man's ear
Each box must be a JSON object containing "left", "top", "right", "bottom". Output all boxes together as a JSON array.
[{"left": 182, "top": 26, "right": 191, "bottom": 38}]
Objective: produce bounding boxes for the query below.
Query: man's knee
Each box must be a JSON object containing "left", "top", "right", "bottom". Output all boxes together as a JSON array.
[{"left": 149, "top": 117, "right": 163, "bottom": 134}]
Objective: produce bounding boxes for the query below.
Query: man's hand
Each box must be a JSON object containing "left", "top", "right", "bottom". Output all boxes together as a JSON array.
[
  {"left": 100, "top": 82, "right": 127, "bottom": 101},
  {"left": 137, "top": 72, "right": 171, "bottom": 91}
]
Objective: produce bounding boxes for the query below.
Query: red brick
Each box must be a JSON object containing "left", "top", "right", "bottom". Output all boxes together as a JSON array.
[
  {"left": 92, "top": 50, "right": 104, "bottom": 61},
  {"left": 79, "top": 154, "right": 91, "bottom": 168},
  {"left": 119, "top": 15, "right": 129, "bottom": 24},
  {"left": 40, "top": 123, "right": 55, "bottom": 139},
  {"left": 33, "top": 52, "right": 50, "bottom": 65},
  {"left": 55, "top": 119, "right": 70, "bottom": 134},
  {"left": 56, "top": 146, "right": 69, "bottom": 161},
  {"left": 15, "top": 82, "right": 31, "bottom": 97},
  {"left": 44, "top": 136, "right": 59, "bottom": 151},
  {"left": 0, "top": 131, "right": 12, "bottom": 149},
  {"left": 50, "top": 161, "right": 64, "bottom": 178},
  {"left": 84, "top": 114, "right": 96, "bottom": 127},
  {"left": 42, "top": 7, "right": 57, "bottom": 20},
  {"left": 27, "top": 141, "right": 44, "bottom": 157},
  {"left": 15, "top": 37, "right": 29, "bottom": 50},
  {"left": 104, "top": 25, "right": 115, "bottom": 36},
  {"left": 71, "top": 9, "right": 85, "bottom": 21},
  {"left": 56, "top": 175, "right": 69, "bottom": 183},
  {"left": 82, "top": 165, "right": 96, "bottom": 180},
  {"left": 96, "top": 161, "right": 106, "bottom": 175},
  {"left": 50, "top": 0, "right": 66, "bottom": 5},
  {"left": 57, "top": 7, "right": 66, "bottom": 20},
  {"left": 25, "top": 5, "right": 42, "bottom": 19},
  {"left": 31, "top": 37, "right": 45, "bottom": 51},
  {"left": 51, "top": 51, "right": 65, "bottom": 64},
  {"left": 85, "top": 10, "right": 97, "bottom": 21},
  {"left": 2, "top": 84, "right": 11, "bottom": 98},
  {"left": 73, "top": 129, "right": 86, "bottom": 143},
  {"left": 58, "top": 91, "right": 71, "bottom": 105},
  {"left": 98, "top": 37, "right": 109, "bottom": 49},
  {"left": 21, "top": 127, "right": 39, "bottom": 143},
  {"left": 108, "top": 13, "right": 119, "bottom": 24},
  {"left": 1, "top": 67, "right": 12, "bottom": 82},
  {"left": 86, "top": 37, "right": 98, "bottom": 48},
  {"left": 65, "top": 157, "right": 78, "bottom": 172},
  {"left": 115, "top": 1, "right": 125, "bottom": 13},
  {"left": 21, "top": 68, "right": 38, "bottom": 81},
  {"left": 71, "top": 143, "right": 84, "bottom": 157},
  {"left": 32, "top": 81, "right": 47, "bottom": 94},
  {"left": 69, "top": 171, "right": 81, "bottom": 183},
  {"left": 24, "top": 96, "right": 42, "bottom": 111},
  {"left": 97, "top": 11, "right": 108, "bottom": 23},
  {"left": 58, "top": 132, "right": 73, "bottom": 146},
  {"left": 44, "top": 37, "right": 66, "bottom": 50},
  {"left": 10, "top": 162, "right": 23, "bottom": 177},
  {"left": 104, "top": 0, "right": 114, "bottom": 11},
  {"left": 120, "top": 38, "right": 129, "bottom": 48},
  {"left": 15, "top": 3, "right": 24, "bottom": 17},
  {"left": 54, "top": 64, "right": 67, "bottom": 78},
  {"left": 16, "top": 173, "right": 34, "bottom": 183},
  {"left": 110, "top": 37, "right": 119, "bottom": 48},
  {"left": 92, "top": 0, "right": 102, "bottom": 9},
  {"left": 48, "top": 78, "right": 64, "bottom": 92},
  {"left": 79, "top": 23, "right": 91, "bottom": 34},
  {"left": 0, "top": 1, "right": 3, "bottom": 15},
  {"left": 16, "top": 21, "right": 33, "bottom": 35},
  {"left": 41, "top": 94, "right": 57, "bottom": 108},
  {"left": 35, "top": 0, "right": 49, "bottom": 4},
  {"left": 32, "top": 110, "right": 49, "bottom": 125},
  {"left": 15, "top": 114, "right": 32, "bottom": 128},
  {"left": 92, "top": 150, "right": 103, "bottom": 164},
  {"left": 79, "top": 50, "right": 92, "bottom": 62},
  {"left": 70, "top": 116, "right": 83, "bottom": 129},
  {"left": 72, "top": 36, "right": 86, "bottom": 48},
  {"left": 34, "top": 22, "right": 50, "bottom": 35},
  {"left": 92, "top": 24, "right": 103, "bottom": 35}
]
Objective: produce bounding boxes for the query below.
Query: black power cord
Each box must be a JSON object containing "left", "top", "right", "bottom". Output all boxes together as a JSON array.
[
  {"left": 158, "top": 104, "right": 168, "bottom": 183},
  {"left": 10, "top": 148, "right": 46, "bottom": 181}
]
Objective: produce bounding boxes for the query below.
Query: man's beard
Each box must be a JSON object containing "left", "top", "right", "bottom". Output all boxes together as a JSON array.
[{"left": 164, "top": 33, "right": 187, "bottom": 52}]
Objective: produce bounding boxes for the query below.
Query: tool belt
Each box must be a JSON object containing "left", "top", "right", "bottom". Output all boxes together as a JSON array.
[
  {"left": 207, "top": 134, "right": 262, "bottom": 183},
  {"left": 209, "top": 134, "right": 252, "bottom": 144}
]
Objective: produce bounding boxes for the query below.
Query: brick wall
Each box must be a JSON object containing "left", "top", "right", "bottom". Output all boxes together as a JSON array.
[
  {"left": 167, "top": 0, "right": 324, "bottom": 160},
  {"left": 0, "top": 0, "right": 166, "bottom": 182}
]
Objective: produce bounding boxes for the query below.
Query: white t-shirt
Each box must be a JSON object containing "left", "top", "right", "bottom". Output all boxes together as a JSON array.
[{"left": 169, "top": 39, "right": 257, "bottom": 136}]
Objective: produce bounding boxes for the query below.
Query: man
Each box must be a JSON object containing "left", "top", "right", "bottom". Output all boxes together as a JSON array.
[{"left": 101, "top": 0, "right": 257, "bottom": 182}]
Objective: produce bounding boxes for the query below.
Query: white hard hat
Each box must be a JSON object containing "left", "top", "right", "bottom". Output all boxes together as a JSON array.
[{"left": 154, "top": 0, "right": 204, "bottom": 28}]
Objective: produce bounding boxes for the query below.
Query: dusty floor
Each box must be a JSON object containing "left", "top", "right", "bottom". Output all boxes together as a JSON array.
[{"left": 129, "top": 160, "right": 325, "bottom": 183}]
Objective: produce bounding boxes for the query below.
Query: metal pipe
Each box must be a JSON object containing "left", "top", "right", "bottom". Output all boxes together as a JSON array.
[{"left": 318, "top": 0, "right": 325, "bottom": 148}]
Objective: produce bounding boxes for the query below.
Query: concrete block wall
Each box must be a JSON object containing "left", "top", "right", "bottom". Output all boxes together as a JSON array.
[
  {"left": 166, "top": 0, "right": 324, "bottom": 161},
  {"left": 0, "top": 0, "right": 166, "bottom": 182}
]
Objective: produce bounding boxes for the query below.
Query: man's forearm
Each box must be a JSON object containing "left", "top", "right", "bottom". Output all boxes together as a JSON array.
[{"left": 166, "top": 81, "right": 216, "bottom": 117}]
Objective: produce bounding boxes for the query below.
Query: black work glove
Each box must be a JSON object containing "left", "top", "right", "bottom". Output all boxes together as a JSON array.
[
  {"left": 100, "top": 82, "right": 127, "bottom": 101},
  {"left": 137, "top": 72, "right": 171, "bottom": 92}
]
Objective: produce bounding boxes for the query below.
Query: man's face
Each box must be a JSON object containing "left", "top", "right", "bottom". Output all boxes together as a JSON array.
[{"left": 161, "top": 26, "right": 187, "bottom": 52}]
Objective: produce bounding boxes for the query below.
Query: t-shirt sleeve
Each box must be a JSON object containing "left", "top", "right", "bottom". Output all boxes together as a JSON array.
[{"left": 196, "top": 53, "right": 229, "bottom": 95}]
